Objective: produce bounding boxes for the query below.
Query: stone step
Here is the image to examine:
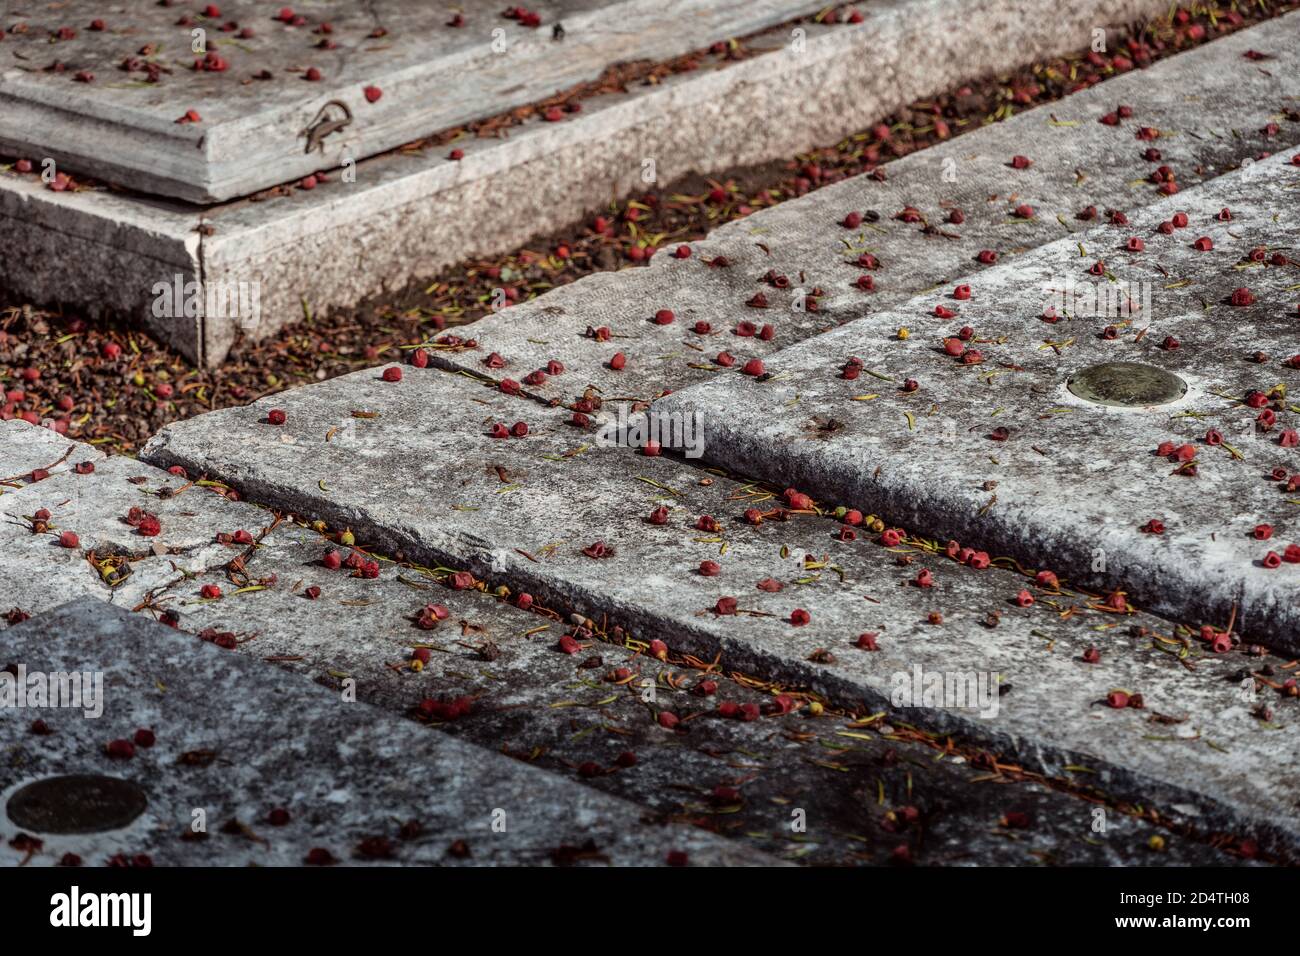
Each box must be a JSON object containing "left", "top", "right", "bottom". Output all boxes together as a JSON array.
[
  {"left": 0, "top": 428, "right": 1244, "bottom": 864},
  {"left": 0, "top": 0, "right": 828, "bottom": 203},
  {"left": 0, "top": 0, "right": 1179, "bottom": 365},
  {"left": 429, "top": 12, "right": 1300, "bottom": 410},
  {"left": 0, "top": 598, "right": 773, "bottom": 866},
  {"left": 137, "top": 367, "right": 1300, "bottom": 858},
  {"left": 656, "top": 150, "right": 1300, "bottom": 650}
]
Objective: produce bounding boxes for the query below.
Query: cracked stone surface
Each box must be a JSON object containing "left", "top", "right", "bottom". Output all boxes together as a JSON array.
[
  {"left": 426, "top": 12, "right": 1300, "bottom": 414},
  {"left": 139, "top": 365, "right": 1300, "bottom": 858},
  {"left": 0, "top": 0, "right": 826, "bottom": 202},
  {"left": 0, "top": 598, "right": 774, "bottom": 867},
  {"left": 657, "top": 150, "right": 1300, "bottom": 654}
]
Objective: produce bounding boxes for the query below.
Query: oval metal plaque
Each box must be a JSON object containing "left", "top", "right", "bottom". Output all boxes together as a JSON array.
[
  {"left": 6, "top": 774, "right": 147, "bottom": 834},
  {"left": 1066, "top": 362, "right": 1187, "bottom": 408}
]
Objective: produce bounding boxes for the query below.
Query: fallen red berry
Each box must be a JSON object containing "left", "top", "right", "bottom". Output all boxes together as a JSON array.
[{"left": 105, "top": 739, "right": 135, "bottom": 759}]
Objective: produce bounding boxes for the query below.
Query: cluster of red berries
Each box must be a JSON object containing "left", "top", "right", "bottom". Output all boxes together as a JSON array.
[{"left": 322, "top": 547, "right": 379, "bottom": 578}]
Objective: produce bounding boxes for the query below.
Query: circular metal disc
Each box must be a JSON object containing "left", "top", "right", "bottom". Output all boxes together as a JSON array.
[
  {"left": 1066, "top": 362, "right": 1187, "bottom": 408},
  {"left": 6, "top": 774, "right": 147, "bottom": 834}
]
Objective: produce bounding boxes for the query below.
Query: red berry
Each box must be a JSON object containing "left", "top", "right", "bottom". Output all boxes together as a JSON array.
[{"left": 105, "top": 739, "right": 135, "bottom": 759}]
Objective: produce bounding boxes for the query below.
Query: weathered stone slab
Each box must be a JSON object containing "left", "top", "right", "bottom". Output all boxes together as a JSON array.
[
  {"left": 0, "top": 423, "right": 1245, "bottom": 864},
  {"left": 139, "top": 366, "right": 1300, "bottom": 857},
  {"left": 657, "top": 151, "right": 1300, "bottom": 651},
  {"left": 0, "top": 421, "right": 105, "bottom": 489},
  {"left": 1, "top": 0, "right": 1180, "bottom": 365},
  {"left": 430, "top": 12, "right": 1300, "bottom": 410},
  {"left": 0, "top": 598, "right": 772, "bottom": 866},
  {"left": 0, "top": 0, "right": 828, "bottom": 203},
  {"left": 0, "top": 425, "right": 272, "bottom": 620},
  {"left": 147, "top": 520, "right": 1251, "bottom": 865}
]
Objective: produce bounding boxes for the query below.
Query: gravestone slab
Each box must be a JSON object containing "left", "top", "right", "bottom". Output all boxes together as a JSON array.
[
  {"left": 0, "top": 423, "right": 1247, "bottom": 865},
  {"left": 139, "top": 365, "right": 1300, "bottom": 858},
  {"left": 0, "top": 0, "right": 1180, "bottom": 365},
  {"left": 656, "top": 151, "right": 1300, "bottom": 651},
  {"left": 430, "top": 11, "right": 1300, "bottom": 412},
  {"left": 0, "top": 0, "right": 827, "bottom": 202},
  {"left": 143, "top": 521, "right": 1254, "bottom": 866},
  {"left": 0, "top": 598, "right": 774, "bottom": 866}
]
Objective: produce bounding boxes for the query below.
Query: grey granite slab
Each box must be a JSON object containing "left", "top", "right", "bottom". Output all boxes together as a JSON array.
[{"left": 0, "top": 598, "right": 775, "bottom": 866}]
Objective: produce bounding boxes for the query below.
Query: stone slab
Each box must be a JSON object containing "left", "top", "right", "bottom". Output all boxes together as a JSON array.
[
  {"left": 140, "top": 520, "right": 1251, "bottom": 866},
  {"left": 0, "top": 420, "right": 105, "bottom": 489},
  {"left": 0, "top": 0, "right": 827, "bottom": 203},
  {"left": 139, "top": 366, "right": 1300, "bottom": 857},
  {"left": 431, "top": 11, "right": 1300, "bottom": 411},
  {"left": 0, "top": 598, "right": 773, "bottom": 866},
  {"left": 656, "top": 150, "right": 1300, "bottom": 651},
  {"left": 0, "top": 424, "right": 273, "bottom": 620},
  {"left": 0, "top": 423, "right": 1246, "bottom": 865},
  {"left": 0, "top": 0, "right": 1176, "bottom": 366}
]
